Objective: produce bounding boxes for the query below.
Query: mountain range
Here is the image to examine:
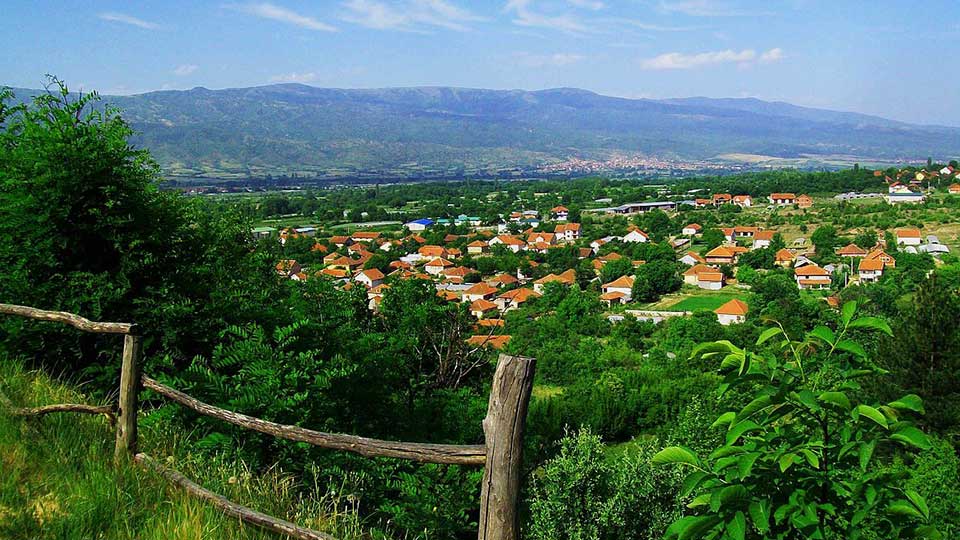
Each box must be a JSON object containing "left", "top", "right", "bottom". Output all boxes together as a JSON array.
[{"left": 8, "top": 84, "right": 960, "bottom": 179}]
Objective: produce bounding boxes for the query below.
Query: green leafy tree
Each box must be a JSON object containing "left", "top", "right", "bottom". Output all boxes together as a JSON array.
[
  {"left": 632, "top": 261, "right": 681, "bottom": 303},
  {"left": 654, "top": 302, "right": 938, "bottom": 540}
]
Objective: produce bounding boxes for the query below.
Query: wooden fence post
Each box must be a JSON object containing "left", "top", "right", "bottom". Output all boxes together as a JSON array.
[
  {"left": 115, "top": 329, "right": 141, "bottom": 462},
  {"left": 477, "top": 354, "right": 536, "bottom": 540}
]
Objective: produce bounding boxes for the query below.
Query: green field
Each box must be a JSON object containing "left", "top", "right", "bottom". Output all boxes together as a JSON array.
[{"left": 666, "top": 293, "right": 742, "bottom": 312}]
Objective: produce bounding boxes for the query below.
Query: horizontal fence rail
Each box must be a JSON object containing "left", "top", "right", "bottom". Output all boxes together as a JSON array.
[
  {"left": 143, "top": 376, "right": 488, "bottom": 466},
  {"left": 0, "top": 303, "right": 134, "bottom": 334},
  {"left": 135, "top": 453, "right": 336, "bottom": 540},
  {"left": 0, "top": 303, "right": 537, "bottom": 540}
]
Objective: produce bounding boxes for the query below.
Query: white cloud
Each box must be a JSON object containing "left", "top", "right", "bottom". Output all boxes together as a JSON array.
[
  {"left": 173, "top": 64, "right": 199, "bottom": 76},
  {"left": 513, "top": 52, "right": 586, "bottom": 67},
  {"left": 658, "top": 0, "right": 770, "bottom": 17},
  {"left": 231, "top": 3, "right": 337, "bottom": 31},
  {"left": 269, "top": 72, "right": 318, "bottom": 83},
  {"left": 97, "top": 12, "right": 160, "bottom": 30},
  {"left": 567, "top": 0, "right": 605, "bottom": 10},
  {"left": 760, "top": 47, "right": 784, "bottom": 62},
  {"left": 641, "top": 47, "right": 784, "bottom": 70},
  {"left": 341, "top": 0, "right": 485, "bottom": 32},
  {"left": 504, "top": 0, "right": 591, "bottom": 33}
]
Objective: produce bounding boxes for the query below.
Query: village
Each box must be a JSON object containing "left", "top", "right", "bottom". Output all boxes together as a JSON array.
[{"left": 265, "top": 168, "right": 960, "bottom": 351}]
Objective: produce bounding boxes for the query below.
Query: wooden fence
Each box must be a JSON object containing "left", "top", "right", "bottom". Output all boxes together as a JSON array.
[{"left": 0, "top": 303, "right": 536, "bottom": 540}]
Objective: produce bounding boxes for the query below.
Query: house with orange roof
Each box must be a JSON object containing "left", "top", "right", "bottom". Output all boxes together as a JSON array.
[
  {"left": 696, "top": 271, "right": 726, "bottom": 290},
  {"left": 469, "top": 299, "right": 500, "bottom": 319},
  {"left": 623, "top": 227, "right": 649, "bottom": 243},
  {"left": 555, "top": 222, "right": 582, "bottom": 242},
  {"left": 351, "top": 231, "right": 381, "bottom": 243},
  {"left": 732, "top": 195, "right": 752, "bottom": 208},
  {"left": 769, "top": 193, "right": 797, "bottom": 206},
  {"left": 895, "top": 228, "right": 922, "bottom": 246},
  {"left": 949, "top": 183, "right": 960, "bottom": 194},
  {"left": 424, "top": 257, "right": 455, "bottom": 275},
  {"left": 683, "top": 264, "right": 714, "bottom": 286},
  {"left": 601, "top": 275, "right": 635, "bottom": 304},
  {"left": 462, "top": 282, "right": 499, "bottom": 303},
  {"left": 694, "top": 198, "right": 712, "bottom": 207},
  {"left": 705, "top": 246, "right": 738, "bottom": 266},
  {"left": 857, "top": 258, "right": 885, "bottom": 283},
  {"left": 715, "top": 299, "right": 749, "bottom": 325},
  {"left": 527, "top": 231, "right": 557, "bottom": 246},
  {"left": 550, "top": 205, "right": 569, "bottom": 221},
  {"left": 330, "top": 235, "right": 352, "bottom": 248},
  {"left": 467, "top": 240, "right": 489, "bottom": 255},
  {"left": 476, "top": 318, "right": 505, "bottom": 329},
  {"left": 775, "top": 248, "right": 796, "bottom": 267},
  {"left": 679, "top": 251, "right": 705, "bottom": 266},
  {"left": 276, "top": 259, "right": 302, "bottom": 278},
  {"left": 319, "top": 267, "right": 349, "bottom": 279},
  {"left": 836, "top": 244, "right": 868, "bottom": 257},
  {"left": 489, "top": 235, "right": 526, "bottom": 253},
  {"left": 865, "top": 249, "right": 896, "bottom": 268},
  {"left": 753, "top": 230, "right": 776, "bottom": 249},
  {"left": 437, "top": 289, "right": 460, "bottom": 302},
  {"left": 712, "top": 193, "right": 732, "bottom": 206},
  {"left": 311, "top": 243, "right": 329, "bottom": 254},
  {"left": 485, "top": 273, "right": 519, "bottom": 288},
  {"left": 466, "top": 334, "right": 512, "bottom": 350},
  {"left": 797, "top": 194, "right": 813, "bottom": 208},
  {"left": 794, "top": 264, "right": 832, "bottom": 290},
  {"left": 533, "top": 269, "right": 577, "bottom": 293},
  {"left": 354, "top": 268, "right": 385, "bottom": 289},
  {"left": 418, "top": 245, "right": 449, "bottom": 259},
  {"left": 682, "top": 223, "right": 702, "bottom": 236},
  {"left": 495, "top": 288, "right": 541, "bottom": 312}
]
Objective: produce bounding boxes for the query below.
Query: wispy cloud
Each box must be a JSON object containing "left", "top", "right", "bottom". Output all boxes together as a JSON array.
[
  {"left": 230, "top": 3, "right": 337, "bottom": 31},
  {"left": 269, "top": 72, "right": 318, "bottom": 83},
  {"left": 568, "top": 0, "right": 605, "bottom": 10},
  {"left": 504, "top": 0, "right": 591, "bottom": 33},
  {"left": 658, "top": 0, "right": 771, "bottom": 17},
  {"left": 173, "top": 64, "right": 199, "bottom": 76},
  {"left": 612, "top": 19, "right": 701, "bottom": 32},
  {"left": 513, "top": 52, "right": 586, "bottom": 67},
  {"left": 98, "top": 12, "right": 160, "bottom": 30},
  {"left": 640, "top": 47, "right": 784, "bottom": 69},
  {"left": 341, "top": 0, "right": 485, "bottom": 32}
]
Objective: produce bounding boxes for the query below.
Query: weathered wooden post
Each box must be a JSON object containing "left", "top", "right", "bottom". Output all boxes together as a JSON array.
[
  {"left": 115, "top": 327, "right": 141, "bottom": 462},
  {"left": 477, "top": 354, "right": 536, "bottom": 540}
]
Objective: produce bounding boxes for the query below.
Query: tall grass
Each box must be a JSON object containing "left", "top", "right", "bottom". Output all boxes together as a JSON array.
[{"left": 0, "top": 357, "right": 389, "bottom": 540}]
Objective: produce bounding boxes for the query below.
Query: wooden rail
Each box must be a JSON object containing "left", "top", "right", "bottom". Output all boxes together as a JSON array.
[
  {"left": 0, "top": 303, "right": 536, "bottom": 540},
  {"left": 0, "top": 304, "right": 134, "bottom": 334},
  {"left": 0, "top": 387, "right": 116, "bottom": 424},
  {"left": 142, "top": 376, "right": 487, "bottom": 465}
]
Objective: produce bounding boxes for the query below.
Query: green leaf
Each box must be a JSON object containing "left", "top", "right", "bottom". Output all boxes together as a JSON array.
[
  {"left": 756, "top": 326, "right": 782, "bottom": 346},
  {"left": 737, "top": 452, "right": 761, "bottom": 478},
  {"left": 687, "top": 493, "right": 711, "bottom": 509},
  {"left": 848, "top": 316, "right": 893, "bottom": 336},
  {"left": 889, "top": 394, "right": 925, "bottom": 414},
  {"left": 841, "top": 301, "right": 857, "bottom": 326},
  {"left": 818, "top": 391, "right": 851, "bottom": 411},
  {"left": 799, "top": 448, "right": 820, "bottom": 469},
  {"left": 835, "top": 339, "right": 867, "bottom": 358},
  {"left": 913, "top": 525, "right": 943, "bottom": 539},
  {"left": 680, "top": 471, "right": 710, "bottom": 498},
  {"left": 808, "top": 325, "right": 836, "bottom": 345},
  {"left": 679, "top": 516, "right": 722, "bottom": 540},
  {"left": 905, "top": 489, "right": 930, "bottom": 520},
  {"left": 653, "top": 446, "right": 701, "bottom": 467},
  {"left": 859, "top": 440, "right": 875, "bottom": 471},
  {"left": 891, "top": 425, "right": 932, "bottom": 450},
  {"left": 737, "top": 395, "right": 772, "bottom": 422},
  {"left": 749, "top": 500, "right": 771, "bottom": 533},
  {"left": 711, "top": 411, "right": 736, "bottom": 429},
  {"left": 717, "top": 485, "right": 750, "bottom": 510},
  {"left": 779, "top": 453, "right": 796, "bottom": 472},
  {"left": 856, "top": 404, "right": 888, "bottom": 429},
  {"left": 888, "top": 501, "right": 925, "bottom": 519},
  {"left": 726, "top": 420, "right": 761, "bottom": 445},
  {"left": 727, "top": 512, "right": 746, "bottom": 540}
]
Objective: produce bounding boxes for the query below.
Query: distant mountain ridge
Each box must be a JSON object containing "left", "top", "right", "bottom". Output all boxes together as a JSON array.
[{"left": 8, "top": 84, "right": 960, "bottom": 179}]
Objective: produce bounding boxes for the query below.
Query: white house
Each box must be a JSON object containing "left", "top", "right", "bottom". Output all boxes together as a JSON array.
[
  {"left": 600, "top": 275, "right": 635, "bottom": 304},
  {"left": 857, "top": 258, "right": 884, "bottom": 283},
  {"left": 696, "top": 271, "right": 725, "bottom": 290},
  {"left": 405, "top": 218, "right": 435, "bottom": 231},
  {"left": 769, "top": 193, "right": 797, "bottom": 206},
  {"left": 682, "top": 223, "right": 702, "bottom": 236},
  {"left": 794, "top": 265, "right": 832, "bottom": 290},
  {"left": 679, "top": 251, "right": 705, "bottom": 266},
  {"left": 895, "top": 228, "right": 922, "bottom": 246},
  {"left": 354, "top": 268, "right": 385, "bottom": 289},
  {"left": 623, "top": 227, "right": 649, "bottom": 243},
  {"left": 555, "top": 222, "right": 581, "bottom": 242},
  {"left": 715, "top": 299, "right": 748, "bottom": 325},
  {"left": 732, "top": 195, "right": 753, "bottom": 208}
]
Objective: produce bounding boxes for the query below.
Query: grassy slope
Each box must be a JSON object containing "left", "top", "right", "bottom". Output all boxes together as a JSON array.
[{"left": 0, "top": 358, "right": 378, "bottom": 540}]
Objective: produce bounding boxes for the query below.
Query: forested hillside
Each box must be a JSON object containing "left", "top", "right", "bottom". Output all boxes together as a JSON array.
[
  {"left": 2, "top": 81, "right": 959, "bottom": 540},
  {"left": 8, "top": 83, "right": 960, "bottom": 179}
]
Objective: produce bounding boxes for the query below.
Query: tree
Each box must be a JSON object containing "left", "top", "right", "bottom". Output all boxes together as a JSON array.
[
  {"left": 854, "top": 231, "right": 878, "bottom": 249},
  {"left": 811, "top": 225, "right": 839, "bottom": 258},
  {"left": 632, "top": 261, "right": 681, "bottom": 302},
  {"left": 702, "top": 228, "right": 726, "bottom": 251},
  {"left": 601, "top": 257, "right": 634, "bottom": 284},
  {"left": 655, "top": 302, "right": 938, "bottom": 540}
]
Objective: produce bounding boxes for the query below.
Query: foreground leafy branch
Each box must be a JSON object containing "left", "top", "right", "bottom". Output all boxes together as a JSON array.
[{"left": 654, "top": 301, "right": 939, "bottom": 540}]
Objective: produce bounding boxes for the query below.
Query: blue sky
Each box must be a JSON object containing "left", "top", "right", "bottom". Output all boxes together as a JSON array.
[{"left": 2, "top": 1, "right": 958, "bottom": 125}]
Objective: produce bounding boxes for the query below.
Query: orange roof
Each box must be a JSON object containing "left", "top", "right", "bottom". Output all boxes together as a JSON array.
[
  {"left": 770, "top": 193, "right": 796, "bottom": 199},
  {"left": 437, "top": 290, "right": 460, "bottom": 301},
  {"left": 465, "top": 282, "right": 499, "bottom": 296},
  {"left": 535, "top": 269, "right": 577, "bottom": 285},
  {"left": 683, "top": 263, "right": 713, "bottom": 276},
  {"left": 487, "top": 273, "right": 519, "bottom": 286},
  {"left": 352, "top": 231, "right": 381, "bottom": 240},
  {"left": 497, "top": 288, "right": 541, "bottom": 302},
  {"left": 602, "top": 275, "right": 635, "bottom": 289},
  {"left": 683, "top": 251, "right": 705, "bottom": 263},
  {"left": 357, "top": 268, "right": 385, "bottom": 280},
  {"left": 311, "top": 243, "right": 329, "bottom": 253},
  {"left": 795, "top": 265, "right": 830, "bottom": 276},
  {"left": 555, "top": 223, "right": 581, "bottom": 233},
  {"left": 467, "top": 240, "right": 489, "bottom": 248},
  {"left": 419, "top": 245, "right": 448, "bottom": 257},
  {"left": 496, "top": 235, "right": 526, "bottom": 246},
  {"left": 425, "top": 257, "right": 454, "bottom": 268},
  {"left": 470, "top": 299, "right": 499, "bottom": 312},
  {"left": 837, "top": 243, "right": 868, "bottom": 256},
  {"left": 715, "top": 299, "right": 749, "bottom": 316},
  {"left": 705, "top": 246, "right": 736, "bottom": 258},
  {"left": 698, "top": 272, "right": 724, "bottom": 283},
  {"left": 684, "top": 223, "right": 702, "bottom": 231},
  {"left": 600, "top": 291, "right": 627, "bottom": 301},
  {"left": 466, "top": 335, "right": 512, "bottom": 350},
  {"left": 330, "top": 235, "right": 351, "bottom": 244},
  {"left": 599, "top": 252, "right": 623, "bottom": 262},
  {"left": 798, "top": 278, "right": 831, "bottom": 285},
  {"left": 319, "top": 268, "right": 348, "bottom": 278},
  {"left": 476, "top": 318, "right": 505, "bottom": 328},
  {"left": 551, "top": 205, "right": 569, "bottom": 213},
  {"left": 858, "top": 258, "right": 884, "bottom": 271},
  {"left": 775, "top": 248, "right": 795, "bottom": 262},
  {"left": 896, "top": 228, "right": 921, "bottom": 238},
  {"left": 443, "top": 266, "right": 473, "bottom": 278},
  {"left": 754, "top": 231, "right": 775, "bottom": 241}
]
